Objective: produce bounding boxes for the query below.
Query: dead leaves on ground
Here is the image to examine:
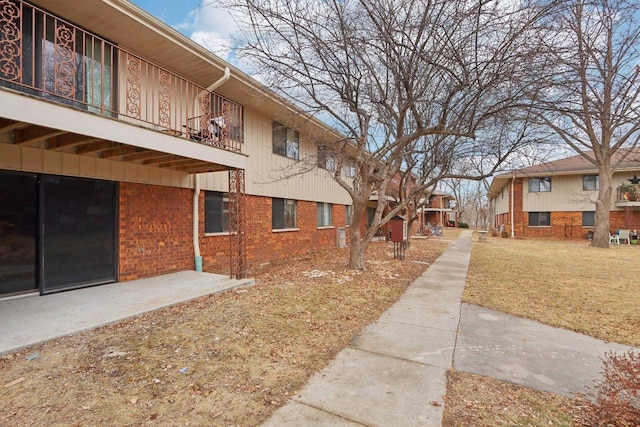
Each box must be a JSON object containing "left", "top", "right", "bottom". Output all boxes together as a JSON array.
[{"left": 1, "top": 234, "right": 457, "bottom": 427}]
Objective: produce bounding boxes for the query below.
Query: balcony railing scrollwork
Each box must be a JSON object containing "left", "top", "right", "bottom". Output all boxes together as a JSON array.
[{"left": 0, "top": 0, "right": 243, "bottom": 153}]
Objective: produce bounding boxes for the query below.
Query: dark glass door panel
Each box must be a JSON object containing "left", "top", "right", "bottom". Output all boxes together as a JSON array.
[
  {"left": 42, "top": 175, "right": 116, "bottom": 293},
  {"left": 0, "top": 172, "right": 38, "bottom": 294}
]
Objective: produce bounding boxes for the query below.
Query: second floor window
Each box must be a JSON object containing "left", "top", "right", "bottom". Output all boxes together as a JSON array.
[
  {"left": 344, "top": 158, "right": 356, "bottom": 178},
  {"left": 529, "top": 177, "right": 551, "bottom": 193},
  {"left": 317, "top": 150, "right": 336, "bottom": 171},
  {"left": 273, "top": 121, "right": 299, "bottom": 160},
  {"left": 583, "top": 175, "right": 599, "bottom": 191},
  {"left": 272, "top": 198, "right": 297, "bottom": 229},
  {"left": 317, "top": 203, "right": 333, "bottom": 227}
]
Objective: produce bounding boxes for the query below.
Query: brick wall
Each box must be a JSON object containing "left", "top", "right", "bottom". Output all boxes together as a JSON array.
[
  {"left": 118, "top": 182, "right": 194, "bottom": 281},
  {"left": 495, "top": 178, "right": 640, "bottom": 240},
  {"left": 200, "top": 195, "right": 351, "bottom": 273},
  {"left": 516, "top": 209, "right": 640, "bottom": 240}
]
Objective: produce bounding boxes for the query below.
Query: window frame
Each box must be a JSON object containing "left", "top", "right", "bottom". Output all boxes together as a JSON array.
[
  {"left": 345, "top": 205, "right": 353, "bottom": 226},
  {"left": 204, "top": 191, "right": 230, "bottom": 234},
  {"left": 272, "top": 121, "right": 299, "bottom": 160},
  {"left": 344, "top": 157, "right": 356, "bottom": 178},
  {"left": 528, "top": 211, "right": 551, "bottom": 227},
  {"left": 272, "top": 198, "right": 298, "bottom": 230},
  {"left": 582, "top": 175, "right": 599, "bottom": 191},
  {"left": 582, "top": 211, "right": 595, "bottom": 227},
  {"left": 317, "top": 202, "right": 333, "bottom": 228},
  {"left": 317, "top": 150, "right": 336, "bottom": 172},
  {"left": 528, "top": 177, "right": 552, "bottom": 193}
]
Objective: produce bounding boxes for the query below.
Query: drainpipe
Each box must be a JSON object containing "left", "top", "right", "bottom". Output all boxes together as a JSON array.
[
  {"left": 191, "top": 68, "right": 230, "bottom": 272},
  {"left": 206, "top": 67, "right": 230, "bottom": 92},
  {"left": 510, "top": 174, "right": 515, "bottom": 238},
  {"left": 193, "top": 175, "right": 202, "bottom": 272}
]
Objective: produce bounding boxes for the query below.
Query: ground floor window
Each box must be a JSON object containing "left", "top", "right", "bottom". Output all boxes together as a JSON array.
[
  {"left": 366, "top": 207, "right": 376, "bottom": 228},
  {"left": 205, "top": 191, "right": 230, "bottom": 233},
  {"left": 317, "top": 202, "right": 332, "bottom": 227},
  {"left": 582, "top": 211, "right": 595, "bottom": 227},
  {"left": 345, "top": 205, "right": 353, "bottom": 226},
  {"left": 528, "top": 212, "right": 551, "bottom": 227},
  {"left": 272, "top": 198, "right": 297, "bottom": 229}
]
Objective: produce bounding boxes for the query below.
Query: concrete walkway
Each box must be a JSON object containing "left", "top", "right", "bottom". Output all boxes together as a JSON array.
[
  {"left": 2, "top": 232, "right": 638, "bottom": 425},
  {"left": 0, "top": 271, "right": 253, "bottom": 355},
  {"left": 261, "top": 230, "right": 639, "bottom": 426},
  {"left": 262, "top": 233, "right": 472, "bottom": 426}
]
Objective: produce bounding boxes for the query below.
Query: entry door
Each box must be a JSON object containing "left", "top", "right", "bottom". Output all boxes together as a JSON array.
[
  {"left": 41, "top": 175, "right": 117, "bottom": 293},
  {"left": 0, "top": 172, "right": 38, "bottom": 294}
]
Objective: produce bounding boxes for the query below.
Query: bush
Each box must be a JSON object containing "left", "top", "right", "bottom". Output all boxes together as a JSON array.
[
  {"left": 574, "top": 350, "right": 640, "bottom": 426},
  {"left": 458, "top": 222, "right": 469, "bottom": 228}
]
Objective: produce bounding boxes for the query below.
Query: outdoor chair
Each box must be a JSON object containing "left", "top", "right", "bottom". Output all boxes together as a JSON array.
[
  {"left": 618, "top": 229, "right": 631, "bottom": 245},
  {"left": 610, "top": 232, "right": 620, "bottom": 244}
]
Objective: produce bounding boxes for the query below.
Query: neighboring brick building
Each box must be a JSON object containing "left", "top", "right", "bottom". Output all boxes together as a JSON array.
[
  {"left": 419, "top": 191, "right": 459, "bottom": 228},
  {"left": 0, "top": 0, "right": 353, "bottom": 297},
  {"left": 488, "top": 150, "right": 640, "bottom": 239}
]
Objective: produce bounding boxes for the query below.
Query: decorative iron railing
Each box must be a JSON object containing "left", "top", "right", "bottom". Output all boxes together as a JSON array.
[
  {"left": 0, "top": 0, "right": 243, "bottom": 152},
  {"left": 617, "top": 184, "right": 640, "bottom": 202}
]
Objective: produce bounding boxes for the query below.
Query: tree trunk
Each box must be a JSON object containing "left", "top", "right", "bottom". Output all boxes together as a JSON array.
[
  {"left": 347, "top": 196, "right": 369, "bottom": 270},
  {"left": 348, "top": 228, "right": 366, "bottom": 269},
  {"left": 592, "top": 168, "right": 613, "bottom": 248}
]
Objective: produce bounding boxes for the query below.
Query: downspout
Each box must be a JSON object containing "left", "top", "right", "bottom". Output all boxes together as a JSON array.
[
  {"left": 206, "top": 67, "right": 230, "bottom": 92},
  {"left": 510, "top": 174, "right": 515, "bottom": 238},
  {"left": 192, "top": 68, "right": 230, "bottom": 272},
  {"left": 193, "top": 175, "right": 202, "bottom": 272}
]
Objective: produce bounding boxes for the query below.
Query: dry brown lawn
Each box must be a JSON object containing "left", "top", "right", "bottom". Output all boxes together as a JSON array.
[
  {"left": 443, "top": 232, "right": 640, "bottom": 427},
  {"left": 464, "top": 234, "right": 640, "bottom": 347},
  {"left": 0, "top": 232, "right": 459, "bottom": 427}
]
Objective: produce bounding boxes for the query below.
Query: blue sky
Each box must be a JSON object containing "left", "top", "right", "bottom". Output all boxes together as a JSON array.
[{"left": 131, "top": 0, "right": 238, "bottom": 62}]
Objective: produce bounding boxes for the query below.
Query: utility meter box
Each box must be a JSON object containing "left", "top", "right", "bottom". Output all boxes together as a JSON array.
[{"left": 389, "top": 215, "right": 408, "bottom": 242}]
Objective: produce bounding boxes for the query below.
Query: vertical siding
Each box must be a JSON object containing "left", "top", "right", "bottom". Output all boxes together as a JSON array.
[
  {"left": 0, "top": 144, "right": 191, "bottom": 188},
  {"left": 522, "top": 175, "right": 601, "bottom": 212},
  {"left": 197, "top": 108, "right": 352, "bottom": 204}
]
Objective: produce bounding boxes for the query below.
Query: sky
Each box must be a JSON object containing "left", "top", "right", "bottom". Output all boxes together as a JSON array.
[{"left": 131, "top": 0, "right": 239, "bottom": 63}]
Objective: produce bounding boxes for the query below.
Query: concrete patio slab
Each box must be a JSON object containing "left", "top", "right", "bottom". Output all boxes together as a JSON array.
[{"left": 0, "top": 271, "right": 253, "bottom": 355}]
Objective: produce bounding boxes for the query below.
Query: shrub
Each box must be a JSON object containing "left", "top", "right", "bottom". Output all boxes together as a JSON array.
[
  {"left": 574, "top": 350, "right": 640, "bottom": 427},
  {"left": 458, "top": 222, "right": 469, "bottom": 228}
]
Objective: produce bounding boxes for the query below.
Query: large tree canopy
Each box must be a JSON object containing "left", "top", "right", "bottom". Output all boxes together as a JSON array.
[
  {"left": 529, "top": 0, "right": 640, "bottom": 247},
  {"left": 226, "top": 0, "right": 552, "bottom": 268}
]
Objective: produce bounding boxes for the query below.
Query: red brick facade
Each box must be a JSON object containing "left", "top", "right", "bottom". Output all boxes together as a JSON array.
[
  {"left": 118, "top": 183, "right": 194, "bottom": 281},
  {"left": 495, "top": 178, "right": 640, "bottom": 240},
  {"left": 118, "top": 183, "right": 351, "bottom": 280},
  {"left": 200, "top": 195, "right": 349, "bottom": 274}
]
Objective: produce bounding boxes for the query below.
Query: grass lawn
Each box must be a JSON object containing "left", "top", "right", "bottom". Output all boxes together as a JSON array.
[
  {"left": 464, "top": 234, "right": 640, "bottom": 347},
  {"left": 443, "top": 232, "right": 640, "bottom": 426},
  {"left": 0, "top": 232, "right": 459, "bottom": 426}
]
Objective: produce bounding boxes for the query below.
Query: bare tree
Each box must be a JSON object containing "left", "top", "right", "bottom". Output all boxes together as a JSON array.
[
  {"left": 530, "top": 0, "right": 640, "bottom": 248},
  {"left": 227, "top": 0, "right": 552, "bottom": 268}
]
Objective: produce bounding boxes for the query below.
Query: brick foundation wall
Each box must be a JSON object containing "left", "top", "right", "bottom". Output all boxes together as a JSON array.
[
  {"left": 200, "top": 195, "right": 351, "bottom": 273},
  {"left": 515, "top": 210, "right": 640, "bottom": 240},
  {"left": 118, "top": 182, "right": 194, "bottom": 281}
]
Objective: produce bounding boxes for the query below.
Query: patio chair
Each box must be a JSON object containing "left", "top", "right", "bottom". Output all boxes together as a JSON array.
[
  {"left": 618, "top": 229, "right": 631, "bottom": 245},
  {"left": 610, "top": 231, "right": 620, "bottom": 244}
]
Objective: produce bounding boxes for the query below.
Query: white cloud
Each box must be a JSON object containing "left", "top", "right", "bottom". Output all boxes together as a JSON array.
[{"left": 188, "top": 2, "right": 240, "bottom": 62}]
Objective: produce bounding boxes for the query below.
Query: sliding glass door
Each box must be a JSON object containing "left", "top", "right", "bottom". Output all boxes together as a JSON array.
[{"left": 0, "top": 172, "right": 38, "bottom": 294}]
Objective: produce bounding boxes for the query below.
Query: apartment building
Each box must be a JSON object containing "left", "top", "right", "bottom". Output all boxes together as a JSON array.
[
  {"left": 488, "top": 150, "right": 640, "bottom": 239},
  {"left": 0, "top": 0, "right": 353, "bottom": 297}
]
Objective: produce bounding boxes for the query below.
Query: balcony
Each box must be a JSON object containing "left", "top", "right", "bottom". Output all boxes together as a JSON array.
[
  {"left": 615, "top": 184, "right": 640, "bottom": 207},
  {"left": 0, "top": 0, "right": 243, "bottom": 159}
]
